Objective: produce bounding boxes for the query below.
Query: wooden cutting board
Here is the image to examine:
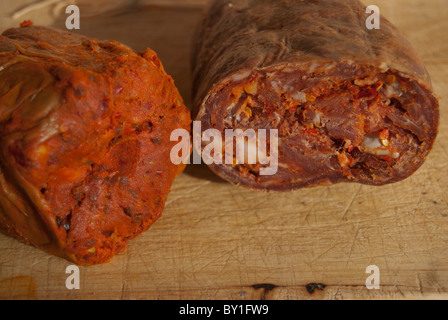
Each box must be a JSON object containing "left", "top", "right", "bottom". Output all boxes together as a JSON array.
[{"left": 0, "top": 0, "right": 447, "bottom": 300}]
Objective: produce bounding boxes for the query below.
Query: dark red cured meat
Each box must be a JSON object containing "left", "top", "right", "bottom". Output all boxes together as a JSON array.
[{"left": 192, "top": 0, "right": 439, "bottom": 191}]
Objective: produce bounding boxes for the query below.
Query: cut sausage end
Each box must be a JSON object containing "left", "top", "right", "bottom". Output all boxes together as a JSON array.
[{"left": 197, "top": 63, "right": 438, "bottom": 191}]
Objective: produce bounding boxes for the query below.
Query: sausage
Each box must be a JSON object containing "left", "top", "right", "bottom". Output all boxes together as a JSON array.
[
  {"left": 0, "top": 25, "right": 191, "bottom": 265},
  {"left": 191, "top": 0, "right": 439, "bottom": 191}
]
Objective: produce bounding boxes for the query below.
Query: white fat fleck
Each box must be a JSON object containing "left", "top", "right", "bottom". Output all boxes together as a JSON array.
[
  {"left": 383, "top": 81, "right": 402, "bottom": 98},
  {"left": 308, "top": 62, "right": 320, "bottom": 73},
  {"left": 197, "top": 106, "right": 207, "bottom": 120},
  {"left": 282, "top": 67, "right": 296, "bottom": 73},
  {"left": 312, "top": 112, "right": 322, "bottom": 126},
  {"left": 224, "top": 115, "right": 233, "bottom": 126},
  {"left": 271, "top": 80, "right": 282, "bottom": 93},
  {"left": 354, "top": 77, "right": 378, "bottom": 86},
  {"left": 225, "top": 102, "right": 236, "bottom": 117},
  {"left": 379, "top": 62, "right": 389, "bottom": 72},
  {"left": 362, "top": 135, "right": 382, "bottom": 150},
  {"left": 272, "top": 112, "right": 282, "bottom": 126},
  {"left": 324, "top": 62, "right": 336, "bottom": 70},
  {"left": 235, "top": 114, "right": 241, "bottom": 122},
  {"left": 231, "top": 71, "right": 251, "bottom": 82},
  {"left": 227, "top": 102, "right": 236, "bottom": 109},
  {"left": 278, "top": 163, "right": 290, "bottom": 169},
  {"left": 361, "top": 135, "right": 390, "bottom": 156},
  {"left": 393, "top": 152, "right": 400, "bottom": 159},
  {"left": 291, "top": 91, "right": 307, "bottom": 103},
  {"left": 272, "top": 79, "right": 303, "bottom": 99}
]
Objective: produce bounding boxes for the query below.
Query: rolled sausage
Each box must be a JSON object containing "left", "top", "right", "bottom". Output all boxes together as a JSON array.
[
  {"left": 192, "top": 0, "right": 439, "bottom": 191},
  {"left": 0, "top": 25, "right": 191, "bottom": 265}
]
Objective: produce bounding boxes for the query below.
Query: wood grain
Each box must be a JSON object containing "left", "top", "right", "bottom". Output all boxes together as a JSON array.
[{"left": 0, "top": 0, "right": 447, "bottom": 300}]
